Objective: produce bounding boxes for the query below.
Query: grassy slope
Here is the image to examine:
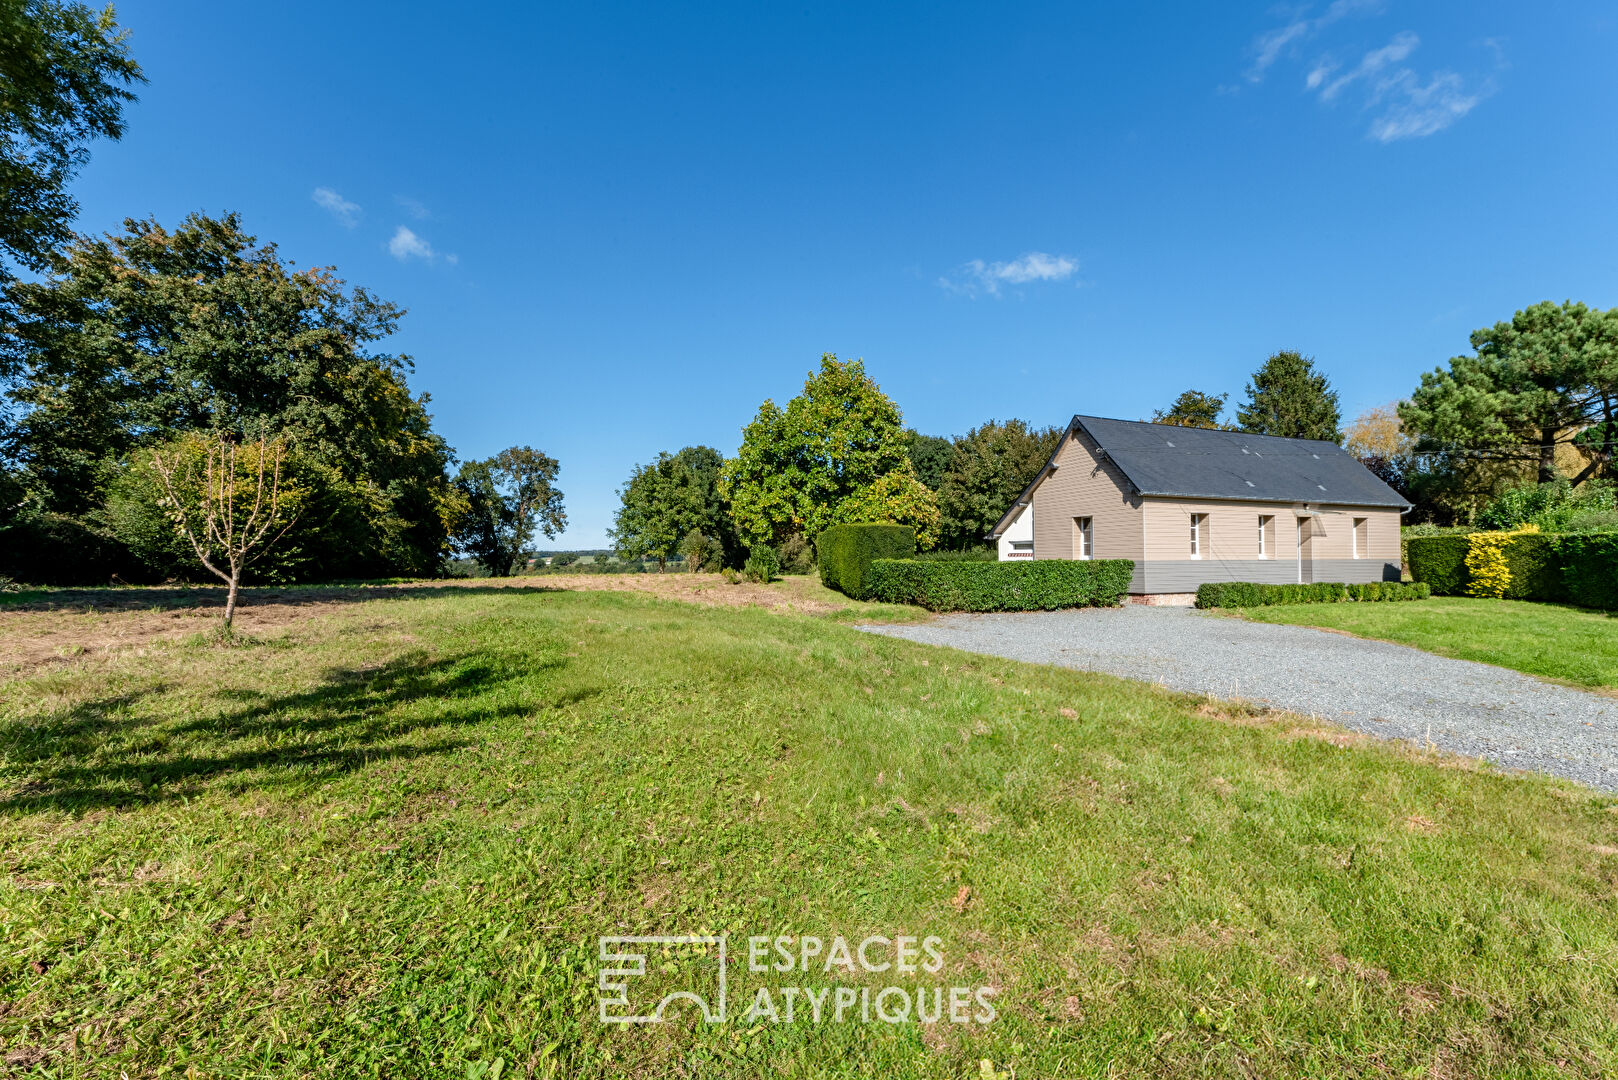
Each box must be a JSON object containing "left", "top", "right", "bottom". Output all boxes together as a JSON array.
[
  {"left": 0, "top": 590, "right": 1615, "bottom": 1078},
  {"left": 1235, "top": 597, "right": 1618, "bottom": 689}
]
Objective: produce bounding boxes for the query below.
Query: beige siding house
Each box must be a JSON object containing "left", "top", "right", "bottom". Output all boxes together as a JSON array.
[{"left": 989, "top": 416, "right": 1409, "bottom": 599}]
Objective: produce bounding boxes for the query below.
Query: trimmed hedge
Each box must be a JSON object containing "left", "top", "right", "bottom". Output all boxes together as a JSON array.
[
  {"left": 817, "top": 524, "right": 916, "bottom": 600},
  {"left": 1408, "top": 531, "right": 1618, "bottom": 608},
  {"left": 866, "top": 558, "right": 1133, "bottom": 612},
  {"left": 1195, "top": 580, "right": 1431, "bottom": 608},
  {"left": 1406, "top": 535, "right": 1469, "bottom": 595}
]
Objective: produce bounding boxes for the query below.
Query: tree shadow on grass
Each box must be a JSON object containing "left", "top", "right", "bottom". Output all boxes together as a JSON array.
[
  {"left": 0, "top": 650, "right": 588, "bottom": 813},
  {"left": 0, "top": 581, "right": 570, "bottom": 615}
]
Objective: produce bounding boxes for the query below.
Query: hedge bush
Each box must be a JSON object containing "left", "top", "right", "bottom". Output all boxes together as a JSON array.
[
  {"left": 1557, "top": 533, "right": 1618, "bottom": 610},
  {"left": 1406, "top": 535, "right": 1470, "bottom": 595},
  {"left": 1195, "top": 580, "right": 1430, "bottom": 608},
  {"left": 817, "top": 524, "right": 916, "bottom": 599},
  {"left": 867, "top": 558, "right": 1133, "bottom": 612},
  {"left": 1408, "top": 531, "right": 1615, "bottom": 607}
]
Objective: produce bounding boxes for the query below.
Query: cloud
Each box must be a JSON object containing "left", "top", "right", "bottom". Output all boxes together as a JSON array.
[
  {"left": 1317, "top": 30, "right": 1418, "bottom": 100},
  {"left": 396, "top": 196, "right": 430, "bottom": 220},
  {"left": 939, "top": 252, "right": 1077, "bottom": 298},
  {"left": 1367, "top": 70, "right": 1484, "bottom": 141},
  {"left": 388, "top": 226, "right": 435, "bottom": 261},
  {"left": 1245, "top": 0, "right": 1381, "bottom": 82},
  {"left": 312, "top": 187, "right": 361, "bottom": 227}
]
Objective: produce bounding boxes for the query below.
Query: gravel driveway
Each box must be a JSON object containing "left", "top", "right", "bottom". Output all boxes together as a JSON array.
[{"left": 863, "top": 606, "right": 1618, "bottom": 791}]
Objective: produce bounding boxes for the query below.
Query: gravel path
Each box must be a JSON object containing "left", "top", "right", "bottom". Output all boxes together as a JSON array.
[{"left": 862, "top": 606, "right": 1618, "bottom": 791}]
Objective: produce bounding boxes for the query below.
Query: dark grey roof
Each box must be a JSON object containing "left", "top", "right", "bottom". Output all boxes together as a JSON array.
[{"left": 1071, "top": 415, "right": 1410, "bottom": 508}]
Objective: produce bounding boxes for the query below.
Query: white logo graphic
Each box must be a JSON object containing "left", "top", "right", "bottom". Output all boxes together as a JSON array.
[{"left": 598, "top": 935, "right": 728, "bottom": 1024}]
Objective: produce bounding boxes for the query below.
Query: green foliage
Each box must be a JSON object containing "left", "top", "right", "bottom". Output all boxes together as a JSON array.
[
  {"left": 903, "top": 430, "right": 953, "bottom": 490},
  {"left": 0, "top": 0, "right": 143, "bottom": 283},
  {"left": 776, "top": 533, "right": 814, "bottom": 574},
  {"left": 912, "top": 545, "right": 997, "bottom": 562},
  {"left": 1410, "top": 530, "right": 1618, "bottom": 609},
  {"left": 935, "top": 418, "right": 1062, "bottom": 551},
  {"left": 5, "top": 213, "right": 459, "bottom": 576},
  {"left": 1236, "top": 351, "right": 1342, "bottom": 440},
  {"left": 452, "top": 447, "right": 565, "bottom": 577},
  {"left": 1195, "top": 581, "right": 1429, "bottom": 608},
  {"left": 1151, "top": 390, "right": 1230, "bottom": 429},
  {"left": 1557, "top": 533, "right": 1618, "bottom": 611},
  {"left": 1477, "top": 479, "right": 1617, "bottom": 531},
  {"left": 0, "top": 509, "right": 139, "bottom": 584},
  {"left": 677, "top": 529, "right": 716, "bottom": 573},
  {"left": 743, "top": 544, "right": 780, "bottom": 583},
  {"left": 610, "top": 446, "right": 736, "bottom": 570},
  {"left": 867, "top": 558, "right": 1134, "bottom": 612},
  {"left": 722, "top": 355, "right": 940, "bottom": 549},
  {"left": 1406, "top": 535, "right": 1473, "bottom": 595},
  {"left": 1400, "top": 301, "right": 1618, "bottom": 485},
  {"left": 816, "top": 523, "right": 915, "bottom": 600}
]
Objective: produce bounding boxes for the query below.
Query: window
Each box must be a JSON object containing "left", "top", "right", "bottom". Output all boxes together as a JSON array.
[
  {"left": 1189, "top": 513, "right": 1204, "bottom": 559},
  {"left": 1258, "top": 514, "right": 1274, "bottom": 558},
  {"left": 1073, "top": 516, "right": 1093, "bottom": 559},
  {"left": 1353, "top": 517, "right": 1367, "bottom": 559},
  {"left": 1008, "top": 540, "right": 1033, "bottom": 559}
]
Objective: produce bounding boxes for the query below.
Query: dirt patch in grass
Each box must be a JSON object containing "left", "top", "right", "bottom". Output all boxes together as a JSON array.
[{"left": 531, "top": 572, "right": 850, "bottom": 613}]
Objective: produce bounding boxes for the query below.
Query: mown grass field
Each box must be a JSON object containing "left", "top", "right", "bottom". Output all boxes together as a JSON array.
[
  {"left": 2, "top": 585, "right": 1617, "bottom": 1077},
  {"left": 1234, "top": 597, "right": 1618, "bottom": 690}
]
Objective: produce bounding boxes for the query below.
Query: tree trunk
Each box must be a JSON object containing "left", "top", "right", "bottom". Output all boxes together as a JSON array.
[
  {"left": 1539, "top": 428, "right": 1557, "bottom": 484},
  {"left": 224, "top": 565, "right": 241, "bottom": 626}
]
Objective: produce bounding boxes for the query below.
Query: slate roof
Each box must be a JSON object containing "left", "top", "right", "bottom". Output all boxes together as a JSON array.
[{"left": 990, "top": 415, "right": 1409, "bottom": 537}]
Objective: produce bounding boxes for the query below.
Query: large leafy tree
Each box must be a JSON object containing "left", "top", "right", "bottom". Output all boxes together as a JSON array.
[
  {"left": 935, "top": 419, "right": 1062, "bottom": 550},
  {"left": 1151, "top": 390, "right": 1230, "bottom": 429},
  {"left": 904, "top": 430, "right": 953, "bottom": 490},
  {"left": 1236, "top": 351, "right": 1342, "bottom": 441},
  {"left": 610, "top": 445, "right": 737, "bottom": 570},
  {"left": 452, "top": 446, "right": 566, "bottom": 576},
  {"left": 5, "top": 213, "right": 459, "bottom": 572},
  {"left": 721, "top": 354, "right": 939, "bottom": 548},
  {"left": 0, "top": 0, "right": 142, "bottom": 284},
  {"left": 1400, "top": 301, "right": 1618, "bottom": 485}
]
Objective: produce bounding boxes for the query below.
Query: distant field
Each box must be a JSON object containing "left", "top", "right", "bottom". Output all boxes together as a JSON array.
[
  {"left": 1, "top": 586, "right": 1616, "bottom": 1076},
  {"left": 1234, "top": 597, "right": 1618, "bottom": 690}
]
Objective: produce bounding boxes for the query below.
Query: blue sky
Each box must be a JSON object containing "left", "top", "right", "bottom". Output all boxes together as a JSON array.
[{"left": 71, "top": 1, "right": 1618, "bottom": 547}]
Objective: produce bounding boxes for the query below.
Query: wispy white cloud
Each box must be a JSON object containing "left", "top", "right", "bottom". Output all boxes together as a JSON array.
[
  {"left": 939, "top": 252, "right": 1077, "bottom": 298},
  {"left": 1245, "top": 0, "right": 1382, "bottom": 83},
  {"left": 395, "top": 196, "right": 430, "bottom": 220},
  {"left": 1245, "top": 6, "right": 1498, "bottom": 142},
  {"left": 388, "top": 226, "right": 435, "bottom": 261},
  {"left": 312, "top": 186, "right": 361, "bottom": 227}
]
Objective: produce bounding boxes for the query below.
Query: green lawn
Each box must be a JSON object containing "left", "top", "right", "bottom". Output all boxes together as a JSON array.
[
  {"left": 3, "top": 587, "right": 1617, "bottom": 1077},
  {"left": 1235, "top": 597, "right": 1618, "bottom": 689}
]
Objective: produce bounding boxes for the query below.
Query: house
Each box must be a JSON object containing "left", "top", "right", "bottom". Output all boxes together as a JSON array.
[{"left": 989, "top": 415, "right": 1410, "bottom": 601}]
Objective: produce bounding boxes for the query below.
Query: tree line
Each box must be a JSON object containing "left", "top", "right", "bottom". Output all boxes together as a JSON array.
[{"left": 0, "top": 4, "right": 567, "bottom": 596}]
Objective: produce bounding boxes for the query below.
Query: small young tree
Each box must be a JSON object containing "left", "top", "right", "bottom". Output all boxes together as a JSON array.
[
  {"left": 148, "top": 429, "right": 298, "bottom": 625},
  {"left": 679, "top": 528, "right": 716, "bottom": 573}
]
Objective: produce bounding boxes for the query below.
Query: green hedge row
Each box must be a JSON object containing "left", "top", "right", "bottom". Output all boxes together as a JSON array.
[
  {"left": 867, "top": 558, "right": 1134, "bottom": 612},
  {"left": 1406, "top": 532, "right": 1618, "bottom": 608},
  {"left": 817, "top": 524, "right": 916, "bottom": 599},
  {"left": 1195, "top": 580, "right": 1431, "bottom": 608}
]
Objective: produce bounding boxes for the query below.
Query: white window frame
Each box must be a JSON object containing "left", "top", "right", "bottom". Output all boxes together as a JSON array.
[
  {"left": 1353, "top": 517, "right": 1367, "bottom": 559},
  {"left": 1258, "top": 514, "right": 1272, "bottom": 558},
  {"left": 1074, "top": 516, "right": 1093, "bottom": 560},
  {"left": 1189, "top": 513, "right": 1204, "bottom": 559}
]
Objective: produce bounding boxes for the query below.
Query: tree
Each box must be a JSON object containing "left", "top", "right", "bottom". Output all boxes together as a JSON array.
[
  {"left": 904, "top": 430, "right": 954, "bottom": 490},
  {"left": 1399, "top": 301, "right": 1618, "bottom": 485},
  {"left": 147, "top": 428, "right": 299, "bottom": 626},
  {"left": 935, "top": 419, "right": 1062, "bottom": 550},
  {"left": 610, "top": 445, "right": 738, "bottom": 571},
  {"left": 0, "top": 0, "right": 143, "bottom": 285},
  {"left": 721, "top": 354, "right": 940, "bottom": 548},
  {"left": 5, "top": 213, "right": 459, "bottom": 575},
  {"left": 1236, "top": 351, "right": 1342, "bottom": 441},
  {"left": 452, "top": 447, "right": 565, "bottom": 576},
  {"left": 1342, "top": 403, "right": 1412, "bottom": 460},
  {"left": 1151, "top": 390, "right": 1230, "bottom": 429}
]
